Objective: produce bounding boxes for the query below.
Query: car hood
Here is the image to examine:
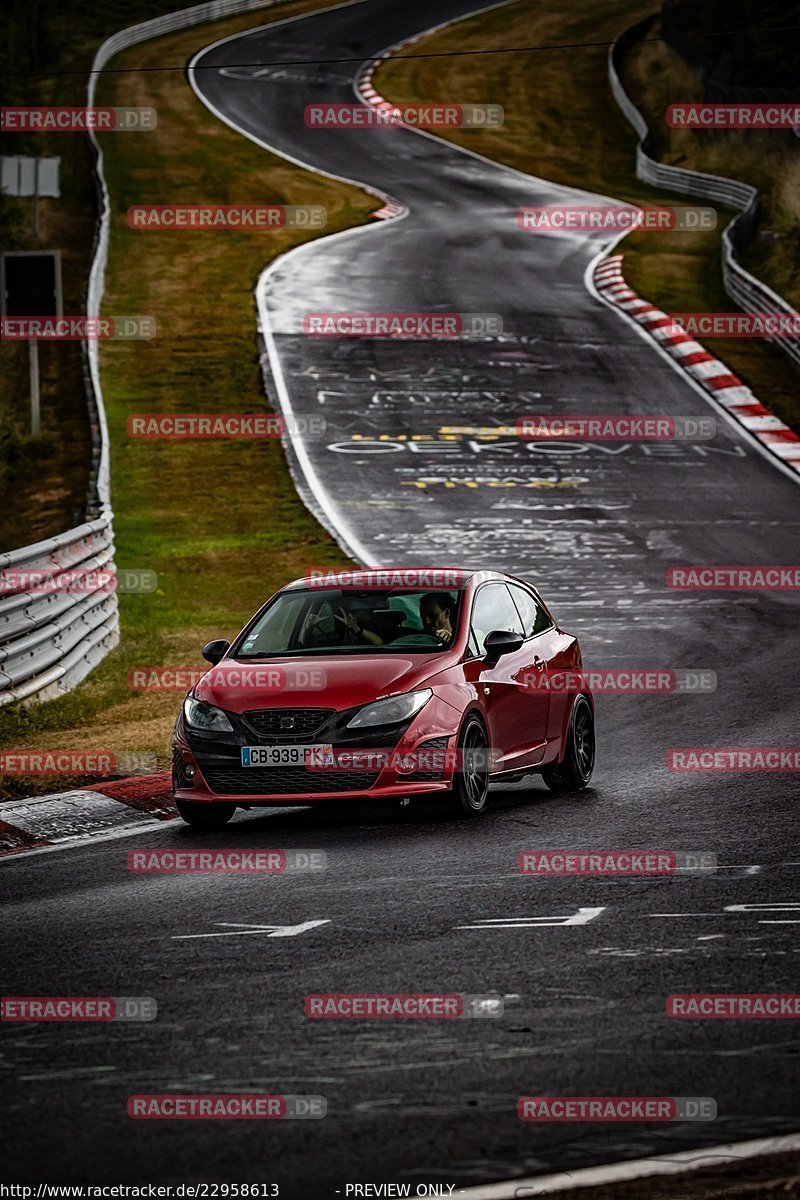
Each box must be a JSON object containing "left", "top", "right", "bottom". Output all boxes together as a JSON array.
[{"left": 193, "top": 653, "right": 455, "bottom": 714}]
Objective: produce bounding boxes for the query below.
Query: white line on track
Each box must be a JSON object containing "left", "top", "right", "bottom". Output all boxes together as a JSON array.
[{"left": 454, "top": 1132, "right": 800, "bottom": 1197}]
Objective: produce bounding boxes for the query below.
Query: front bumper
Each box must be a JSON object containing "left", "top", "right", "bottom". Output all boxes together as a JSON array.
[{"left": 172, "top": 696, "right": 461, "bottom": 805}]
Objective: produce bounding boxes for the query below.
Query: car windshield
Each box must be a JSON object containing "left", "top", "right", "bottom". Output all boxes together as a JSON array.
[{"left": 234, "top": 588, "right": 463, "bottom": 656}]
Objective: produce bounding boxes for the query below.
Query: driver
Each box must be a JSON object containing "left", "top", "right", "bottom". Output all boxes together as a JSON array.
[{"left": 419, "top": 592, "right": 455, "bottom": 647}]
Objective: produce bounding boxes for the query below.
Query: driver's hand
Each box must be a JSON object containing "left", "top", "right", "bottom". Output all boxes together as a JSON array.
[
  {"left": 434, "top": 626, "right": 452, "bottom": 644},
  {"left": 334, "top": 607, "right": 360, "bottom": 635}
]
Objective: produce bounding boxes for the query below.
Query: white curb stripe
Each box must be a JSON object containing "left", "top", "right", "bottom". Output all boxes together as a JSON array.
[{"left": 455, "top": 1132, "right": 800, "bottom": 1198}]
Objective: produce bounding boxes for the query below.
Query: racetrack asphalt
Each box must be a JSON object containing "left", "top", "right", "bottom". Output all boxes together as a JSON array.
[{"left": 2, "top": 0, "right": 799, "bottom": 1191}]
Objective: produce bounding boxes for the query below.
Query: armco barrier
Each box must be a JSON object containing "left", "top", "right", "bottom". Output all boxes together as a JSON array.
[
  {"left": 609, "top": 17, "right": 800, "bottom": 370},
  {"left": 0, "top": 521, "right": 118, "bottom": 705},
  {"left": 1, "top": 0, "right": 289, "bottom": 708}
]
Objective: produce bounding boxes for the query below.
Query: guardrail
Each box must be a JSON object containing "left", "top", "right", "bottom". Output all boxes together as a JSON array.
[
  {"left": 609, "top": 16, "right": 800, "bottom": 369},
  {"left": 0, "top": 523, "right": 118, "bottom": 705},
  {"left": 1, "top": 0, "right": 286, "bottom": 708}
]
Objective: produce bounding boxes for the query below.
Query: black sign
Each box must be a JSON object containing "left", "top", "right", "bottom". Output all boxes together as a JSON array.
[{"left": 1, "top": 251, "right": 62, "bottom": 317}]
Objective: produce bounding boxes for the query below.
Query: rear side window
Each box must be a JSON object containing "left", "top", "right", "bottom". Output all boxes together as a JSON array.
[
  {"left": 470, "top": 584, "right": 524, "bottom": 654},
  {"left": 507, "top": 583, "right": 553, "bottom": 638}
]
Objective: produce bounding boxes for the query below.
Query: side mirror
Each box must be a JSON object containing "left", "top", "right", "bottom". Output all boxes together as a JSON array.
[
  {"left": 202, "top": 638, "right": 231, "bottom": 666},
  {"left": 483, "top": 628, "right": 524, "bottom": 665}
]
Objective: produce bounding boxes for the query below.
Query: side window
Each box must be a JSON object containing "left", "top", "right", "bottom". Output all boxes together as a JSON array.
[
  {"left": 533, "top": 599, "right": 554, "bottom": 635},
  {"left": 470, "top": 584, "right": 524, "bottom": 655},
  {"left": 508, "top": 583, "right": 553, "bottom": 638}
]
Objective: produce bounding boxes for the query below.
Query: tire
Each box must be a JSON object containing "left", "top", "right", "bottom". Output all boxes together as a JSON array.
[
  {"left": 450, "top": 715, "right": 490, "bottom": 816},
  {"left": 175, "top": 799, "right": 236, "bottom": 830},
  {"left": 541, "top": 694, "right": 595, "bottom": 793}
]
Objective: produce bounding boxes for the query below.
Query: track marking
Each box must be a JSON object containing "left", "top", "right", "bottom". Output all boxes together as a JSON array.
[
  {"left": 172, "top": 919, "right": 331, "bottom": 940},
  {"left": 457, "top": 907, "right": 605, "bottom": 929},
  {"left": 454, "top": 1132, "right": 800, "bottom": 1198}
]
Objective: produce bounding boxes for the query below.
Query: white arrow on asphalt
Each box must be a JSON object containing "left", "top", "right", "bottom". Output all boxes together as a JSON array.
[
  {"left": 172, "top": 920, "right": 331, "bottom": 940},
  {"left": 456, "top": 907, "right": 606, "bottom": 930}
]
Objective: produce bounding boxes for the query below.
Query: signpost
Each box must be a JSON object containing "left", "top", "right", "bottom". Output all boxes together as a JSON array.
[
  {"left": 0, "top": 156, "right": 61, "bottom": 244},
  {"left": 1, "top": 250, "right": 62, "bottom": 435}
]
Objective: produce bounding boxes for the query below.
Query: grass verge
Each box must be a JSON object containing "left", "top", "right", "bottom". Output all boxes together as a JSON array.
[{"left": 0, "top": 0, "right": 373, "bottom": 800}]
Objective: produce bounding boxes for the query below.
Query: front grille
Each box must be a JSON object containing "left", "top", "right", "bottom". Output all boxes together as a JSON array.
[
  {"left": 203, "top": 767, "right": 380, "bottom": 795},
  {"left": 242, "top": 708, "right": 334, "bottom": 740}
]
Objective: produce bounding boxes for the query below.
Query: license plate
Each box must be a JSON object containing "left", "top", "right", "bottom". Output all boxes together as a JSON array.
[{"left": 241, "top": 744, "right": 333, "bottom": 768}]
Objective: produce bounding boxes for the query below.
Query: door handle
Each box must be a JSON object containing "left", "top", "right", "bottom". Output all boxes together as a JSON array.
[{"left": 531, "top": 655, "right": 545, "bottom": 671}]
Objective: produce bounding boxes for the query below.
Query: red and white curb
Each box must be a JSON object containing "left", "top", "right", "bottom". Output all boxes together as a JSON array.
[
  {"left": 0, "top": 772, "right": 175, "bottom": 859},
  {"left": 356, "top": 47, "right": 418, "bottom": 221},
  {"left": 594, "top": 255, "right": 800, "bottom": 476}
]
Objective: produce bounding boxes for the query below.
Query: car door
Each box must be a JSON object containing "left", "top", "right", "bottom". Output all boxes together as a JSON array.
[
  {"left": 507, "top": 581, "right": 569, "bottom": 746},
  {"left": 463, "top": 582, "right": 548, "bottom": 772}
]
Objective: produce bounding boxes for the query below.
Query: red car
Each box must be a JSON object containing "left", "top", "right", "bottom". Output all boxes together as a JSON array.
[{"left": 172, "top": 569, "right": 595, "bottom": 828}]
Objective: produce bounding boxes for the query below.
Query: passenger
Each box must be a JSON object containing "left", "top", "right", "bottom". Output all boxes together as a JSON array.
[{"left": 301, "top": 603, "right": 383, "bottom": 647}]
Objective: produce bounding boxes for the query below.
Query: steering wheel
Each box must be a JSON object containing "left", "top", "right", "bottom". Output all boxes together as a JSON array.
[{"left": 389, "top": 633, "right": 443, "bottom": 647}]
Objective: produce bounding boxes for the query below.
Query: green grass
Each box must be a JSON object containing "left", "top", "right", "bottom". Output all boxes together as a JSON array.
[{"left": 0, "top": 0, "right": 212, "bottom": 546}]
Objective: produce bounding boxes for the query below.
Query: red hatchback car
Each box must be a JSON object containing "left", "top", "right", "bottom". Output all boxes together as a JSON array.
[{"left": 172, "top": 569, "right": 595, "bottom": 827}]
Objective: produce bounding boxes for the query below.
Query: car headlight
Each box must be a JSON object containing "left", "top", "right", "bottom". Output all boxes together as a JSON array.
[
  {"left": 346, "top": 689, "right": 432, "bottom": 730},
  {"left": 183, "top": 697, "right": 234, "bottom": 733}
]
